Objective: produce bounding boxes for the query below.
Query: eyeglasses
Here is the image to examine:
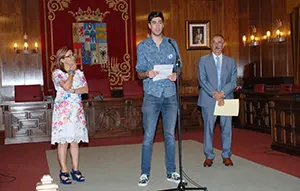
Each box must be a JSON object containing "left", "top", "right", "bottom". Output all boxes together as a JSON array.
[{"left": 63, "top": 52, "right": 75, "bottom": 59}]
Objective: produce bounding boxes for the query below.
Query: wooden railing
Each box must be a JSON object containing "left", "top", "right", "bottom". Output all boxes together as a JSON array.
[{"left": 238, "top": 92, "right": 300, "bottom": 155}]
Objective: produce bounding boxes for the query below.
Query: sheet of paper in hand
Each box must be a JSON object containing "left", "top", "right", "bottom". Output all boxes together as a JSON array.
[
  {"left": 153, "top": 64, "right": 174, "bottom": 81},
  {"left": 214, "top": 99, "right": 239, "bottom": 116}
]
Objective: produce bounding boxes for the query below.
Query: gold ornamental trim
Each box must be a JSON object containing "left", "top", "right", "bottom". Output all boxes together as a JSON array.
[
  {"left": 106, "top": 0, "right": 132, "bottom": 85},
  {"left": 106, "top": 0, "right": 128, "bottom": 21},
  {"left": 44, "top": 0, "right": 71, "bottom": 91},
  {"left": 68, "top": 7, "right": 110, "bottom": 22},
  {"left": 47, "top": 0, "right": 71, "bottom": 55},
  {"left": 129, "top": 0, "right": 134, "bottom": 80},
  {"left": 48, "top": 0, "right": 70, "bottom": 21},
  {"left": 43, "top": 0, "right": 134, "bottom": 90},
  {"left": 108, "top": 54, "right": 131, "bottom": 86}
]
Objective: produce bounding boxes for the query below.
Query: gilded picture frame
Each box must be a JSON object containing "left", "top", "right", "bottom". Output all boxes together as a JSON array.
[{"left": 186, "top": 20, "right": 211, "bottom": 50}]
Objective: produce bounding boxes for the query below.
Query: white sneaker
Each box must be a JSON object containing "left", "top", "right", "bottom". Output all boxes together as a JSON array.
[
  {"left": 138, "top": 174, "right": 149, "bottom": 186},
  {"left": 167, "top": 172, "right": 181, "bottom": 184}
]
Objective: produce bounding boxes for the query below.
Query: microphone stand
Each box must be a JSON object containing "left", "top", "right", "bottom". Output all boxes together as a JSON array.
[{"left": 160, "top": 41, "right": 207, "bottom": 191}]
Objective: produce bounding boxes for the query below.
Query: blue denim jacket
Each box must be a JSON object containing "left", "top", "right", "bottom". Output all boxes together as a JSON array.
[{"left": 136, "top": 36, "right": 181, "bottom": 98}]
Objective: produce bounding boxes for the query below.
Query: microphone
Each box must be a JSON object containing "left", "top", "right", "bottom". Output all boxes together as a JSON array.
[
  {"left": 168, "top": 39, "right": 178, "bottom": 56},
  {"left": 168, "top": 39, "right": 181, "bottom": 68},
  {"left": 168, "top": 38, "right": 175, "bottom": 47}
]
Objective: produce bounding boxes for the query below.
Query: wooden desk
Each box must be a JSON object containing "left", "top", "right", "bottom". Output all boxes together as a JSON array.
[
  {"left": 83, "top": 97, "right": 143, "bottom": 138},
  {"left": 238, "top": 92, "right": 275, "bottom": 133},
  {"left": 2, "top": 101, "right": 52, "bottom": 144},
  {"left": 83, "top": 96, "right": 202, "bottom": 138},
  {"left": 270, "top": 94, "right": 300, "bottom": 156},
  {"left": 1, "top": 96, "right": 203, "bottom": 144},
  {"left": 238, "top": 92, "right": 300, "bottom": 155}
]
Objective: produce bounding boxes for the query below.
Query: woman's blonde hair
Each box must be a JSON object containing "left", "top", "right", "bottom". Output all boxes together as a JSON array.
[{"left": 51, "top": 46, "right": 69, "bottom": 73}]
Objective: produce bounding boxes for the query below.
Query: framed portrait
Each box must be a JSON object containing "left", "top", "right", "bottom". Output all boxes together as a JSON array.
[{"left": 186, "top": 20, "right": 211, "bottom": 50}]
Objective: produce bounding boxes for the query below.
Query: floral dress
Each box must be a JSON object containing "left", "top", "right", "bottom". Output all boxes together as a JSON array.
[{"left": 51, "top": 69, "right": 89, "bottom": 144}]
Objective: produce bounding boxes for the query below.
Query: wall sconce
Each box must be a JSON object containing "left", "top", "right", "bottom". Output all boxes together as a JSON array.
[
  {"left": 273, "top": 19, "right": 285, "bottom": 43},
  {"left": 261, "top": 29, "right": 286, "bottom": 43},
  {"left": 13, "top": 33, "right": 39, "bottom": 54},
  {"left": 242, "top": 26, "right": 259, "bottom": 47},
  {"left": 273, "top": 29, "right": 285, "bottom": 43},
  {"left": 241, "top": 20, "right": 287, "bottom": 46},
  {"left": 249, "top": 34, "right": 259, "bottom": 46},
  {"left": 242, "top": 35, "right": 247, "bottom": 46},
  {"left": 262, "top": 31, "right": 270, "bottom": 41}
]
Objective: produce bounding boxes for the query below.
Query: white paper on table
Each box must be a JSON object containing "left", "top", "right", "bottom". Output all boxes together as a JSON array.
[
  {"left": 214, "top": 99, "right": 239, "bottom": 116},
  {"left": 153, "top": 65, "right": 174, "bottom": 81}
]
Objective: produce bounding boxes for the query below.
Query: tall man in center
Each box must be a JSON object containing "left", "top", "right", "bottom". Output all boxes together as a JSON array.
[{"left": 136, "top": 11, "right": 182, "bottom": 187}]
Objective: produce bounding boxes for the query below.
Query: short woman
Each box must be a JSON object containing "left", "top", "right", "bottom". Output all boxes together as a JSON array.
[{"left": 51, "top": 46, "right": 89, "bottom": 184}]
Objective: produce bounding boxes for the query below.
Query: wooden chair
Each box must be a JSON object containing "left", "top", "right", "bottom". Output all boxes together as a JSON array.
[
  {"left": 280, "top": 84, "right": 293, "bottom": 93},
  {"left": 15, "top": 85, "right": 43, "bottom": 102},
  {"left": 293, "top": 84, "right": 300, "bottom": 93}
]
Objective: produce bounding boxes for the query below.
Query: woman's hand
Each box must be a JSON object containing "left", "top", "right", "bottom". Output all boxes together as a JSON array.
[{"left": 69, "top": 62, "right": 77, "bottom": 71}]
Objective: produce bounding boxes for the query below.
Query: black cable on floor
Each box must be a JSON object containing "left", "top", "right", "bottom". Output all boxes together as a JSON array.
[
  {"left": 0, "top": 173, "right": 16, "bottom": 183},
  {"left": 182, "top": 169, "right": 206, "bottom": 188}
]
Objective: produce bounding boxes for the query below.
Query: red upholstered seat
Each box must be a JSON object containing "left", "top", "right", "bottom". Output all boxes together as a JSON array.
[
  {"left": 123, "top": 80, "right": 143, "bottom": 98},
  {"left": 83, "top": 65, "right": 108, "bottom": 79},
  {"left": 253, "top": 84, "right": 265, "bottom": 93},
  {"left": 294, "top": 84, "right": 300, "bottom": 93},
  {"left": 87, "top": 78, "right": 111, "bottom": 99},
  {"left": 280, "top": 84, "right": 293, "bottom": 93},
  {"left": 15, "top": 85, "right": 43, "bottom": 102}
]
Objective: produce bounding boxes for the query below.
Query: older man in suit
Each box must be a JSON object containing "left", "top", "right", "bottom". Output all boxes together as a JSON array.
[{"left": 197, "top": 34, "right": 237, "bottom": 167}]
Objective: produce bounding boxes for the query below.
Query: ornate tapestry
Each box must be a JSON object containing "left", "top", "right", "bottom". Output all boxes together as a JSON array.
[{"left": 40, "top": 0, "right": 136, "bottom": 95}]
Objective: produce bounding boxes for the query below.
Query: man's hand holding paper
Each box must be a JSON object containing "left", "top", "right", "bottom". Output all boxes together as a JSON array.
[
  {"left": 213, "top": 91, "right": 225, "bottom": 106},
  {"left": 217, "top": 99, "right": 224, "bottom": 106},
  {"left": 152, "top": 64, "right": 174, "bottom": 81},
  {"left": 148, "top": 70, "right": 159, "bottom": 78},
  {"left": 213, "top": 91, "right": 224, "bottom": 100},
  {"left": 214, "top": 99, "right": 239, "bottom": 116},
  {"left": 167, "top": 72, "right": 177, "bottom": 81}
]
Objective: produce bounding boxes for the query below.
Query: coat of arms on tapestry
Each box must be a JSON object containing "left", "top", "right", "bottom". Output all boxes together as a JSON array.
[{"left": 72, "top": 22, "right": 108, "bottom": 65}]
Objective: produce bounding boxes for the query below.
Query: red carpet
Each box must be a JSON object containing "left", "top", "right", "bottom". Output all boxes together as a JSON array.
[{"left": 0, "top": 128, "right": 299, "bottom": 191}]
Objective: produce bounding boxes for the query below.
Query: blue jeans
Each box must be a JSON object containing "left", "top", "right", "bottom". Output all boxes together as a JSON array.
[{"left": 141, "top": 93, "right": 178, "bottom": 176}]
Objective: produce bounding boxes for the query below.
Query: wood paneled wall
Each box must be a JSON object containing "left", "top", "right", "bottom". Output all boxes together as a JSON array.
[
  {"left": 136, "top": 0, "right": 293, "bottom": 95},
  {"left": 239, "top": 0, "right": 292, "bottom": 79},
  {"left": 0, "top": 0, "right": 294, "bottom": 100},
  {"left": 135, "top": 0, "right": 240, "bottom": 96},
  {"left": 0, "top": 0, "right": 42, "bottom": 100},
  {"left": 286, "top": 0, "right": 300, "bottom": 13}
]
